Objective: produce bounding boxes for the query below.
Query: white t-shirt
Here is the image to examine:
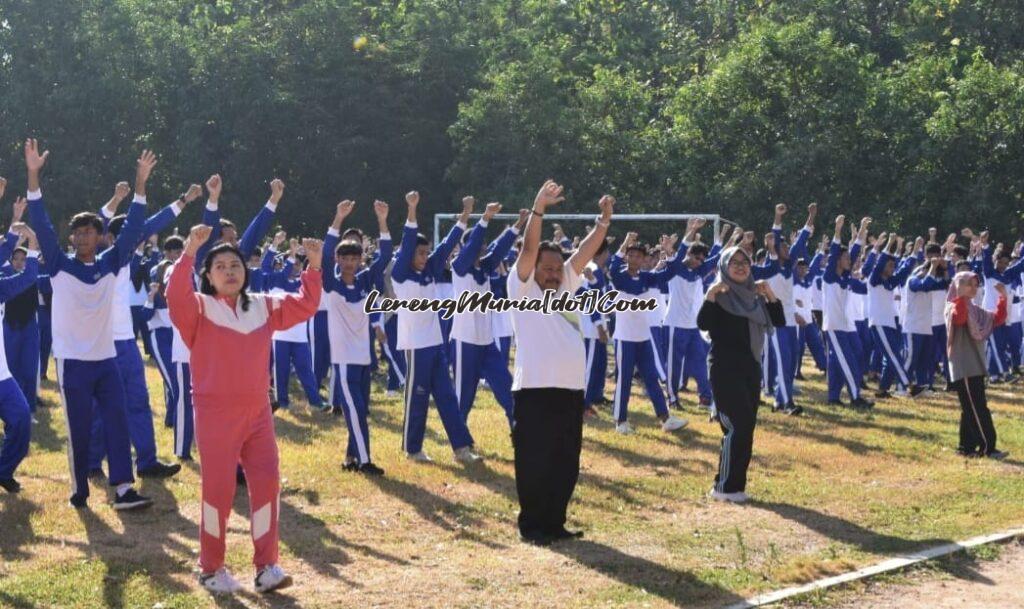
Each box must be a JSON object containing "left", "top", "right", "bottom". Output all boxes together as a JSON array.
[{"left": 507, "top": 263, "right": 585, "bottom": 391}]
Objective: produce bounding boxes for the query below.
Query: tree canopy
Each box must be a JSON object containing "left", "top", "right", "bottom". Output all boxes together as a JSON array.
[{"left": 2, "top": 0, "right": 1023, "bottom": 239}]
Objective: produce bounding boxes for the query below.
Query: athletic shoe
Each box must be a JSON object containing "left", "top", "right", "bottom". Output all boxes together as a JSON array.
[
  {"left": 270, "top": 401, "right": 281, "bottom": 412},
  {"left": 873, "top": 390, "right": 893, "bottom": 399},
  {"left": 782, "top": 403, "right": 804, "bottom": 416},
  {"left": 113, "top": 488, "right": 153, "bottom": 511},
  {"left": 985, "top": 450, "right": 1010, "bottom": 461},
  {"left": 661, "top": 416, "right": 688, "bottom": 432},
  {"left": 708, "top": 489, "right": 749, "bottom": 504},
  {"left": 342, "top": 460, "right": 358, "bottom": 472},
  {"left": 138, "top": 461, "right": 182, "bottom": 479},
  {"left": 199, "top": 567, "right": 242, "bottom": 594},
  {"left": 0, "top": 478, "right": 21, "bottom": 493},
  {"left": 615, "top": 422, "right": 634, "bottom": 435},
  {"left": 454, "top": 447, "right": 483, "bottom": 463},
  {"left": 520, "top": 531, "right": 554, "bottom": 546},
  {"left": 989, "top": 376, "right": 1004, "bottom": 385},
  {"left": 910, "top": 385, "right": 927, "bottom": 398},
  {"left": 69, "top": 494, "right": 88, "bottom": 509},
  {"left": 357, "top": 462, "right": 385, "bottom": 476},
  {"left": 850, "top": 397, "right": 874, "bottom": 410},
  {"left": 407, "top": 451, "right": 433, "bottom": 463},
  {"left": 254, "top": 564, "right": 293, "bottom": 593}
]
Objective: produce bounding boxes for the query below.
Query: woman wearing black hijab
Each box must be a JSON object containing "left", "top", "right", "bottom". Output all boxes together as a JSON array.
[{"left": 698, "top": 245, "right": 785, "bottom": 503}]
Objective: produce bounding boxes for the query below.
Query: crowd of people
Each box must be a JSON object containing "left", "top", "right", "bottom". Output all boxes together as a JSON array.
[{"left": 0, "top": 140, "right": 1016, "bottom": 594}]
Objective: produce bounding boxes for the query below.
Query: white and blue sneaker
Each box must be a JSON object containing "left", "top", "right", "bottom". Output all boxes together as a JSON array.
[{"left": 199, "top": 567, "right": 242, "bottom": 594}]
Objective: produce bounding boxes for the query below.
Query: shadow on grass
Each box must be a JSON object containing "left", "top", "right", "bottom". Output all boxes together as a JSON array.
[
  {"left": 549, "top": 539, "right": 744, "bottom": 608},
  {"left": 0, "top": 493, "right": 41, "bottom": 562},
  {"left": 27, "top": 401, "right": 64, "bottom": 453},
  {"left": 751, "top": 501, "right": 995, "bottom": 585}
]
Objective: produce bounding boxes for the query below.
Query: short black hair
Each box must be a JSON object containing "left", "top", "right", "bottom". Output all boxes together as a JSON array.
[
  {"left": 219, "top": 218, "right": 237, "bottom": 231},
  {"left": 336, "top": 239, "right": 363, "bottom": 257},
  {"left": 342, "top": 227, "right": 364, "bottom": 242},
  {"left": 996, "top": 249, "right": 1012, "bottom": 261},
  {"left": 12, "top": 247, "right": 27, "bottom": 257},
  {"left": 107, "top": 214, "right": 128, "bottom": 237},
  {"left": 689, "top": 243, "right": 709, "bottom": 258},
  {"left": 625, "top": 243, "right": 647, "bottom": 256},
  {"left": 163, "top": 236, "right": 184, "bottom": 251},
  {"left": 925, "top": 243, "right": 942, "bottom": 256},
  {"left": 69, "top": 212, "right": 104, "bottom": 233},
  {"left": 953, "top": 245, "right": 969, "bottom": 259},
  {"left": 537, "top": 240, "right": 568, "bottom": 261},
  {"left": 415, "top": 233, "right": 430, "bottom": 248}
]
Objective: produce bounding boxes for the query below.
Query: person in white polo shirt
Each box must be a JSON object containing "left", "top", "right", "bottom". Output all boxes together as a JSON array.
[{"left": 507, "top": 180, "right": 613, "bottom": 546}]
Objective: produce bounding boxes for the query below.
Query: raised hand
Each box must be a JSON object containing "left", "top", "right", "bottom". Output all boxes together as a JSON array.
[
  {"left": 515, "top": 208, "right": 530, "bottom": 230},
  {"left": 288, "top": 237, "right": 300, "bottom": 257},
  {"left": 598, "top": 195, "right": 614, "bottom": 220},
  {"left": 24, "top": 139, "right": 49, "bottom": 174},
  {"left": 406, "top": 191, "right": 420, "bottom": 207},
  {"left": 183, "top": 183, "right": 203, "bottom": 204},
  {"left": 11, "top": 197, "right": 27, "bottom": 223},
  {"left": 302, "top": 238, "right": 324, "bottom": 271},
  {"left": 461, "top": 195, "right": 476, "bottom": 214},
  {"left": 706, "top": 282, "right": 730, "bottom": 302},
  {"left": 336, "top": 200, "right": 355, "bottom": 222},
  {"left": 272, "top": 230, "right": 287, "bottom": 249},
  {"left": 775, "top": 203, "right": 787, "bottom": 216},
  {"left": 135, "top": 150, "right": 158, "bottom": 195},
  {"left": 373, "top": 200, "right": 389, "bottom": 226},
  {"left": 206, "top": 174, "right": 222, "bottom": 203},
  {"left": 184, "top": 224, "right": 213, "bottom": 257},
  {"left": 533, "top": 180, "right": 565, "bottom": 210},
  {"left": 269, "top": 178, "right": 285, "bottom": 204},
  {"left": 483, "top": 201, "right": 502, "bottom": 222},
  {"left": 114, "top": 181, "right": 131, "bottom": 201},
  {"left": 755, "top": 280, "right": 778, "bottom": 302}
]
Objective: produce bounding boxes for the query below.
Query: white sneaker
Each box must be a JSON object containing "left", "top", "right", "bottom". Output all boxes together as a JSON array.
[
  {"left": 615, "top": 422, "right": 634, "bottom": 435},
  {"left": 407, "top": 451, "right": 433, "bottom": 463},
  {"left": 661, "top": 416, "right": 688, "bottom": 432},
  {"left": 454, "top": 446, "right": 483, "bottom": 463},
  {"left": 199, "top": 567, "right": 242, "bottom": 594},
  {"left": 254, "top": 564, "right": 293, "bottom": 593},
  {"left": 708, "top": 489, "right": 749, "bottom": 504}
]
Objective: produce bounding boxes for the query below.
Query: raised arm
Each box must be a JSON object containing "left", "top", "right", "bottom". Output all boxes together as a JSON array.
[
  {"left": 167, "top": 225, "right": 212, "bottom": 350},
  {"left": 479, "top": 209, "right": 525, "bottom": 274},
  {"left": 392, "top": 192, "right": 422, "bottom": 283},
  {"left": 569, "top": 194, "right": 614, "bottom": 276},
  {"left": 363, "top": 200, "right": 392, "bottom": 285},
  {"left": 429, "top": 195, "right": 471, "bottom": 277},
  {"left": 195, "top": 174, "right": 223, "bottom": 273},
  {"left": 238, "top": 178, "right": 283, "bottom": 258},
  {"left": 0, "top": 227, "right": 40, "bottom": 301},
  {"left": 103, "top": 150, "right": 157, "bottom": 272},
  {"left": 516, "top": 180, "right": 564, "bottom": 282},
  {"left": 452, "top": 198, "right": 492, "bottom": 276},
  {"left": 0, "top": 198, "right": 27, "bottom": 263},
  {"left": 24, "top": 139, "right": 62, "bottom": 274}
]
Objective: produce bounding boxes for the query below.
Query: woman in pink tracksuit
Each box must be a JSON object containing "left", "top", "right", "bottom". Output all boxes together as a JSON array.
[{"left": 167, "top": 224, "right": 322, "bottom": 594}]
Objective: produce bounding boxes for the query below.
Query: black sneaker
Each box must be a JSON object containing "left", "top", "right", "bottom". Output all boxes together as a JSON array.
[
  {"left": 549, "top": 527, "right": 584, "bottom": 540},
  {"left": 113, "top": 488, "right": 153, "bottom": 511},
  {"left": 874, "top": 390, "right": 892, "bottom": 399},
  {"left": 985, "top": 450, "right": 1010, "bottom": 461},
  {"left": 69, "top": 493, "right": 88, "bottom": 509},
  {"left": 520, "top": 530, "right": 553, "bottom": 547},
  {"left": 138, "top": 461, "right": 182, "bottom": 479},
  {"left": 783, "top": 403, "right": 804, "bottom": 416},
  {"left": 850, "top": 397, "right": 874, "bottom": 410},
  {"left": 0, "top": 477, "right": 21, "bottom": 493},
  {"left": 357, "top": 462, "right": 385, "bottom": 476},
  {"left": 342, "top": 461, "right": 358, "bottom": 472}
]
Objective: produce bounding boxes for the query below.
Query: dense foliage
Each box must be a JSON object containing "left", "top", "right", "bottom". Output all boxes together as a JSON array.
[{"left": 2, "top": 0, "right": 1023, "bottom": 238}]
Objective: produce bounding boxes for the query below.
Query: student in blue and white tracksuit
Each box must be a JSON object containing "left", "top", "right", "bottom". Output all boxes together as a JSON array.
[
  {"left": 866, "top": 236, "right": 914, "bottom": 398},
  {"left": 170, "top": 175, "right": 279, "bottom": 459},
  {"left": 2, "top": 243, "right": 41, "bottom": 414},
  {"left": 489, "top": 262, "right": 515, "bottom": 368},
  {"left": 37, "top": 273, "right": 53, "bottom": 381},
  {"left": 322, "top": 199, "right": 392, "bottom": 474},
  {"left": 580, "top": 243, "right": 611, "bottom": 411},
  {"left": 147, "top": 237, "right": 182, "bottom": 429},
  {"left": 663, "top": 227, "right": 722, "bottom": 409},
  {"left": 822, "top": 216, "right": 874, "bottom": 409},
  {"left": 980, "top": 241, "right": 1024, "bottom": 382},
  {"left": 0, "top": 227, "right": 40, "bottom": 494},
  {"left": 309, "top": 293, "right": 331, "bottom": 389},
  {"left": 375, "top": 261, "right": 406, "bottom": 395},
  {"left": 264, "top": 245, "right": 325, "bottom": 411},
  {"left": 904, "top": 244, "right": 946, "bottom": 395},
  {"left": 88, "top": 184, "right": 194, "bottom": 479},
  {"left": 794, "top": 252, "right": 827, "bottom": 377},
  {"left": 763, "top": 204, "right": 815, "bottom": 414},
  {"left": 608, "top": 232, "right": 688, "bottom": 434},
  {"left": 26, "top": 140, "right": 152, "bottom": 510},
  {"left": 391, "top": 192, "right": 479, "bottom": 463},
  {"left": 450, "top": 202, "right": 521, "bottom": 428}
]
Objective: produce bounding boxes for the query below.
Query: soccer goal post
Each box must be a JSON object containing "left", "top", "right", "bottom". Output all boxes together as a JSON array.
[{"left": 433, "top": 213, "right": 738, "bottom": 246}]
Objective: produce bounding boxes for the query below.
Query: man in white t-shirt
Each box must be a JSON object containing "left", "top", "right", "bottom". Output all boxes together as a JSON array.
[{"left": 507, "top": 180, "right": 612, "bottom": 546}]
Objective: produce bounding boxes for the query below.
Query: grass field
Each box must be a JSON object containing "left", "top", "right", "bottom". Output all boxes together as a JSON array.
[{"left": 1, "top": 349, "right": 1023, "bottom": 609}]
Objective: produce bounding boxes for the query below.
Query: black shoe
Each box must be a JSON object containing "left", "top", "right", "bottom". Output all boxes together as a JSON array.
[
  {"left": 874, "top": 390, "right": 892, "bottom": 399},
  {"left": 271, "top": 401, "right": 281, "bottom": 412},
  {"left": 549, "top": 527, "right": 584, "bottom": 540},
  {"left": 113, "top": 488, "right": 153, "bottom": 511},
  {"left": 357, "top": 462, "right": 385, "bottom": 476},
  {"left": 69, "top": 494, "right": 88, "bottom": 509},
  {"left": 138, "top": 461, "right": 181, "bottom": 479},
  {"left": 342, "top": 461, "right": 359, "bottom": 472},
  {"left": 850, "top": 397, "right": 874, "bottom": 410},
  {"left": 783, "top": 403, "right": 804, "bottom": 416},
  {"left": 88, "top": 468, "right": 106, "bottom": 481},
  {"left": 985, "top": 450, "right": 1010, "bottom": 461},
  {"left": 0, "top": 477, "right": 21, "bottom": 493},
  {"left": 910, "top": 385, "right": 927, "bottom": 398},
  {"left": 520, "top": 531, "right": 553, "bottom": 547}
]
